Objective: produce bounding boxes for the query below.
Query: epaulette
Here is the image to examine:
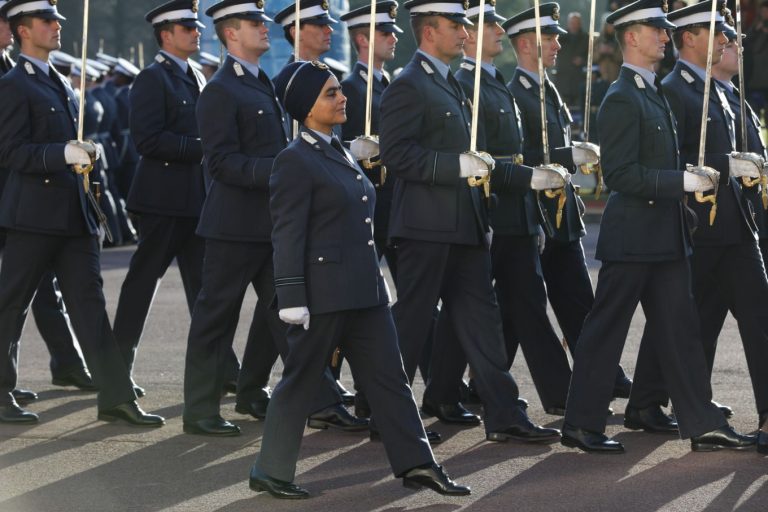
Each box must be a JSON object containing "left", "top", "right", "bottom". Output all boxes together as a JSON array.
[
  {"left": 680, "top": 69, "right": 694, "bottom": 84},
  {"left": 634, "top": 74, "right": 645, "bottom": 89},
  {"left": 359, "top": 69, "right": 368, "bottom": 82},
  {"left": 519, "top": 75, "right": 532, "bottom": 89},
  {"left": 300, "top": 131, "right": 320, "bottom": 148},
  {"left": 420, "top": 60, "right": 434, "bottom": 75},
  {"left": 155, "top": 54, "right": 166, "bottom": 64},
  {"left": 233, "top": 61, "right": 244, "bottom": 77},
  {"left": 24, "top": 62, "right": 35, "bottom": 75},
  {"left": 460, "top": 61, "right": 475, "bottom": 71}
]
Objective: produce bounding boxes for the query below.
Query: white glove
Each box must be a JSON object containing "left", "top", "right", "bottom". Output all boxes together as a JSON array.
[
  {"left": 683, "top": 165, "right": 719, "bottom": 192},
  {"left": 537, "top": 225, "right": 546, "bottom": 254},
  {"left": 279, "top": 306, "right": 310, "bottom": 330},
  {"left": 350, "top": 135, "right": 380, "bottom": 161},
  {"left": 459, "top": 151, "right": 494, "bottom": 178},
  {"left": 729, "top": 152, "right": 764, "bottom": 179},
  {"left": 530, "top": 164, "right": 569, "bottom": 190},
  {"left": 65, "top": 140, "right": 100, "bottom": 166},
  {"left": 572, "top": 142, "right": 600, "bottom": 167}
]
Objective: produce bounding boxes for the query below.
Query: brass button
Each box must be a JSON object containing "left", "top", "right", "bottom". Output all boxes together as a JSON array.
[
  {"left": 258, "top": 110, "right": 264, "bottom": 115},
  {"left": 44, "top": 178, "right": 50, "bottom": 184},
  {"left": 50, "top": 107, "right": 55, "bottom": 111},
  {"left": 164, "top": 162, "right": 169, "bottom": 167},
  {"left": 500, "top": 108, "right": 505, "bottom": 113},
  {"left": 318, "top": 256, "right": 324, "bottom": 262},
  {"left": 365, "top": 217, "right": 372, "bottom": 224},
  {"left": 648, "top": 200, "right": 655, "bottom": 205},
  {"left": 182, "top": 100, "right": 187, "bottom": 105},
  {"left": 362, "top": 195, "right": 368, "bottom": 202},
  {"left": 356, "top": 175, "right": 362, "bottom": 181},
  {"left": 368, "top": 240, "right": 374, "bottom": 246}
]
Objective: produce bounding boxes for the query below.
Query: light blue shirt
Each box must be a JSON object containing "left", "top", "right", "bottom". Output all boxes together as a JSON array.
[
  {"left": 517, "top": 66, "right": 549, "bottom": 86},
  {"left": 356, "top": 61, "right": 384, "bottom": 82},
  {"left": 310, "top": 128, "right": 354, "bottom": 164},
  {"left": 464, "top": 57, "right": 497, "bottom": 78},
  {"left": 622, "top": 63, "right": 659, "bottom": 93},
  {"left": 21, "top": 53, "right": 50, "bottom": 76},
  {"left": 417, "top": 49, "right": 451, "bottom": 80},
  {"left": 230, "top": 54, "right": 261, "bottom": 79},
  {"left": 160, "top": 50, "right": 189, "bottom": 73},
  {"left": 715, "top": 78, "right": 734, "bottom": 94}
]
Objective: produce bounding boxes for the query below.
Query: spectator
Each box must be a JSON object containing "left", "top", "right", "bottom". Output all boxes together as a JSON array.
[
  {"left": 747, "top": 0, "right": 768, "bottom": 117},
  {"left": 555, "top": 12, "right": 589, "bottom": 109}
]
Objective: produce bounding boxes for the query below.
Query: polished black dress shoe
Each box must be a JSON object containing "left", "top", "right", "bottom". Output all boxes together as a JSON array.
[
  {"left": 758, "top": 431, "right": 768, "bottom": 454},
  {"left": 307, "top": 404, "right": 369, "bottom": 431},
  {"left": 401, "top": 463, "right": 470, "bottom": 496},
  {"left": 370, "top": 428, "right": 443, "bottom": 445},
  {"left": 11, "top": 389, "right": 38, "bottom": 404},
  {"left": 691, "top": 425, "right": 756, "bottom": 452},
  {"left": 624, "top": 405, "right": 678, "bottom": 434},
  {"left": 517, "top": 397, "right": 529, "bottom": 410},
  {"left": 335, "top": 381, "right": 356, "bottom": 406},
  {"left": 561, "top": 424, "right": 624, "bottom": 453},
  {"left": 98, "top": 401, "right": 165, "bottom": 427},
  {"left": 0, "top": 402, "right": 39, "bottom": 424},
  {"left": 422, "top": 400, "right": 481, "bottom": 426},
  {"left": 221, "top": 380, "right": 238, "bottom": 396},
  {"left": 712, "top": 401, "right": 734, "bottom": 419},
  {"left": 235, "top": 398, "right": 269, "bottom": 420},
  {"left": 52, "top": 367, "right": 97, "bottom": 391},
  {"left": 459, "top": 380, "right": 482, "bottom": 405},
  {"left": 612, "top": 375, "right": 633, "bottom": 399},
  {"left": 131, "top": 383, "right": 146, "bottom": 398},
  {"left": 354, "top": 392, "right": 371, "bottom": 418},
  {"left": 183, "top": 416, "right": 240, "bottom": 436},
  {"left": 249, "top": 465, "right": 309, "bottom": 499},
  {"left": 486, "top": 418, "right": 561, "bottom": 443}
]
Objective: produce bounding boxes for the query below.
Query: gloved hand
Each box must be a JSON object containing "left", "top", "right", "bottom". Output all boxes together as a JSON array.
[
  {"left": 350, "top": 135, "right": 380, "bottom": 161},
  {"left": 537, "top": 225, "right": 546, "bottom": 254},
  {"left": 65, "top": 140, "right": 100, "bottom": 166},
  {"left": 572, "top": 141, "right": 600, "bottom": 167},
  {"left": 530, "top": 163, "right": 569, "bottom": 190},
  {"left": 459, "top": 150, "right": 494, "bottom": 178},
  {"left": 729, "top": 151, "right": 765, "bottom": 179},
  {"left": 683, "top": 165, "right": 719, "bottom": 192},
  {"left": 279, "top": 307, "right": 310, "bottom": 330}
]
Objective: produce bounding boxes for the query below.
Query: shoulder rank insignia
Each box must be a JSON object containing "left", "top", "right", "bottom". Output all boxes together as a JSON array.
[
  {"left": 420, "top": 60, "right": 434, "bottom": 75},
  {"left": 519, "top": 75, "right": 532, "bottom": 89},
  {"left": 300, "top": 131, "right": 319, "bottom": 147},
  {"left": 460, "top": 61, "right": 475, "bottom": 71},
  {"left": 680, "top": 69, "right": 694, "bottom": 84},
  {"left": 155, "top": 54, "right": 166, "bottom": 63},
  {"left": 24, "top": 62, "right": 35, "bottom": 74},
  {"left": 233, "top": 61, "right": 244, "bottom": 77},
  {"left": 359, "top": 69, "right": 368, "bottom": 82},
  {"left": 634, "top": 74, "right": 645, "bottom": 89}
]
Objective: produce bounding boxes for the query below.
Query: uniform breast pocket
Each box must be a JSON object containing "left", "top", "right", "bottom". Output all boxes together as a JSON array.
[
  {"left": 428, "top": 106, "right": 466, "bottom": 147},
  {"left": 32, "top": 104, "right": 70, "bottom": 140},
  {"left": 169, "top": 98, "right": 196, "bottom": 125},
  {"left": 642, "top": 117, "right": 668, "bottom": 154},
  {"left": 16, "top": 176, "right": 71, "bottom": 231},
  {"left": 241, "top": 104, "right": 281, "bottom": 143}
]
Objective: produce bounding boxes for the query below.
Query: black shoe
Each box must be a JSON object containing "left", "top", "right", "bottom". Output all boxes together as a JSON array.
[
  {"left": 183, "top": 416, "right": 240, "bottom": 436},
  {"left": 0, "top": 402, "right": 39, "bottom": 424},
  {"left": 486, "top": 418, "right": 561, "bottom": 443},
  {"left": 613, "top": 375, "right": 633, "bottom": 399},
  {"left": 624, "top": 405, "right": 678, "bottom": 434},
  {"left": 307, "top": 404, "right": 369, "bottom": 431},
  {"left": 354, "top": 392, "right": 371, "bottom": 419},
  {"left": 691, "top": 425, "right": 756, "bottom": 452},
  {"left": 370, "top": 428, "right": 443, "bottom": 445},
  {"left": 402, "top": 463, "right": 471, "bottom": 496},
  {"left": 459, "top": 380, "right": 483, "bottom": 405},
  {"left": 335, "top": 381, "right": 355, "bottom": 406},
  {"left": 52, "top": 367, "right": 97, "bottom": 391},
  {"left": 133, "top": 384, "right": 146, "bottom": 398},
  {"left": 249, "top": 466, "right": 309, "bottom": 499},
  {"left": 517, "top": 398, "right": 529, "bottom": 410},
  {"left": 758, "top": 431, "right": 768, "bottom": 455},
  {"left": 11, "top": 389, "right": 38, "bottom": 404},
  {"left": 712, "top": 401, "right": 733, "bottom": 419},
  {"left": 561, "top": 423, "right": 625, "bottom": 453},
  {"left": 98, "top": 401, "right": 165, "bottom": 427},
  {"left": 545, "top": 406, "right": 566, "bottom": 416},
  {"left": 235, "top": 398, "right": 269, "bottom": 420},
  {"left": 221, "top": 380, "right": 238, "bottom": 396},
  {"left": 422, "top": 400, "right": 481, "bottom": 426}
]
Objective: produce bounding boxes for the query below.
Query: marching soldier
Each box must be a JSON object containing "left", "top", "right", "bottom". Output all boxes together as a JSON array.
[
  {"left": 274, "top": 0, "right": 336, "bottom": 63},
  {"left": 561, "top": 0, "right": 754, "bottom": 454},
  {"left": 379, "top": 0, "right": 560, "bottom": 444},
  {"left": 112, "top": 0, "right": 240, "bottom": 395},
  {"left": 109, "top": 58, "right": 141, "bottom": 200},
  {"left": 0, "top": 0, "right": 162, "bottom": 427},
  {"left": 250, "top": 59, "right": 469, "bottom": 499},
  {"left": 0, "top": 1, "right": 95, "bottom": 402},
  {"left": 183, "top": 0, "right": 366, "bottom": 436},
  {"left": 505, "top": 3, "right": 632, "bottom": 405}
]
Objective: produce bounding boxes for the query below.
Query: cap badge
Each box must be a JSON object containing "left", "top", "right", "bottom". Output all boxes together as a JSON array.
[
  {"left": 463, "top": 0, "right": 469, "bottom": 10},
  {"left": 389, "top": 4, "right": 397, "bottom": 18},
  {"left": 256, "top": 0, "right": 264, "bottom": 8},
  {"left": 489, "top": 0, "right": 495, "bottom": 6},
  {"left": 662, "top": 0, "right": 668, "bottom": 13},
  {"left": 191, "top": 0, "right": 199, "bottom": 13},
  {"left": 552, "top": 6, "right": 560, "bottom": 21},
  {"left": 322, "top": 0, "right": 329, "bottom": 10},
  {"left": 49, "top": 0, "right": 57, "bottom": 5}
]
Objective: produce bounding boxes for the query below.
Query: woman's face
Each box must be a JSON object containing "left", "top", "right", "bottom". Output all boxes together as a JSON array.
[{"left": 307, "top": 75, "right": 347, "bottom": 127}]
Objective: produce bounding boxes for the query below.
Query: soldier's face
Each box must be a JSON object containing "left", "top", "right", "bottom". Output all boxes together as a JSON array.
[
  {"left": 429, "top": 17, "right": 468, "bottom": 62},
  {"left": 483, "top": 21, "right": 504, "bottom": 58},
  {"left": 373, "top": 29, "right": 397, "bottom": 62},
  {"left": 307, "top": 75, "right": 347, "bottom": 127},
  {"left": 165, "top": 25, "right": 200, "bottom": 57},
  {"left": 238, "top": 19, "right": 270, "bottom": 55},
  {"left": 0, "top": 18, "right": 12, "bottom": 48},
  {"left": 689, "top": 28, "right": 726, "bottom": 65},
  {"left": 530, "top": 33, "right": 561, "bottom": 68},
  {"left": 715, "top": 40, "right": 739, "bottom": 77},
  {"left": 635, "top": 25, "right": 669, "bottom": 64},
  {"left": 22, "top": 18, "right": 61, "bottom": 53},
  {"left": 300, "top": 23, "right": 333, "bottom": 56}
]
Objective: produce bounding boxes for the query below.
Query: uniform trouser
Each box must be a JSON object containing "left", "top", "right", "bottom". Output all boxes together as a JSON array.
[
  {"left": 0, "top": 231, "right": 135, "bottom": 409},
  {"left": 629, "top": 240, "right": 768, "bottom": 417},
  {"left": 112, "top": 214, "right": 224, "bottom": 375},
  {"left": 183, "top": 239, "right": 338, "bottom": 422},
  {"left": 255, "top": 305, "right": 433, "bottom": 482},
  {"left": 563, "top": 259, "right": 726, "bottom": 439},
  {"left": 391, "top": 239, "right": 527, "bottom": 433}
]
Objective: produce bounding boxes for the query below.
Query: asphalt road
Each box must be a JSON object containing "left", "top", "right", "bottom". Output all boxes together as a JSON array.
[{"left": 1, "top": 223, "right": 766, "bottom": 512}]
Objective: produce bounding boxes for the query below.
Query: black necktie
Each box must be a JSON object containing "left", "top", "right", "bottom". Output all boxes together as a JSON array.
[
  {"left": 186, "top": 65, "right": 200, "bottom": 97},
  {"left": 495, "top": 68, "right": 506, "bottom": 85},
  {"left": 330, "top": 137, "right": 346, "bottom": 157},
  {"left": 381, "top": 74, "right": 389, "bottom": 88},
  {"left": 447, "top": 71, "right": 463, "bottom": 98},
  {"left": 654, "top": 75, "right": 665, "bottom": 99}
]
